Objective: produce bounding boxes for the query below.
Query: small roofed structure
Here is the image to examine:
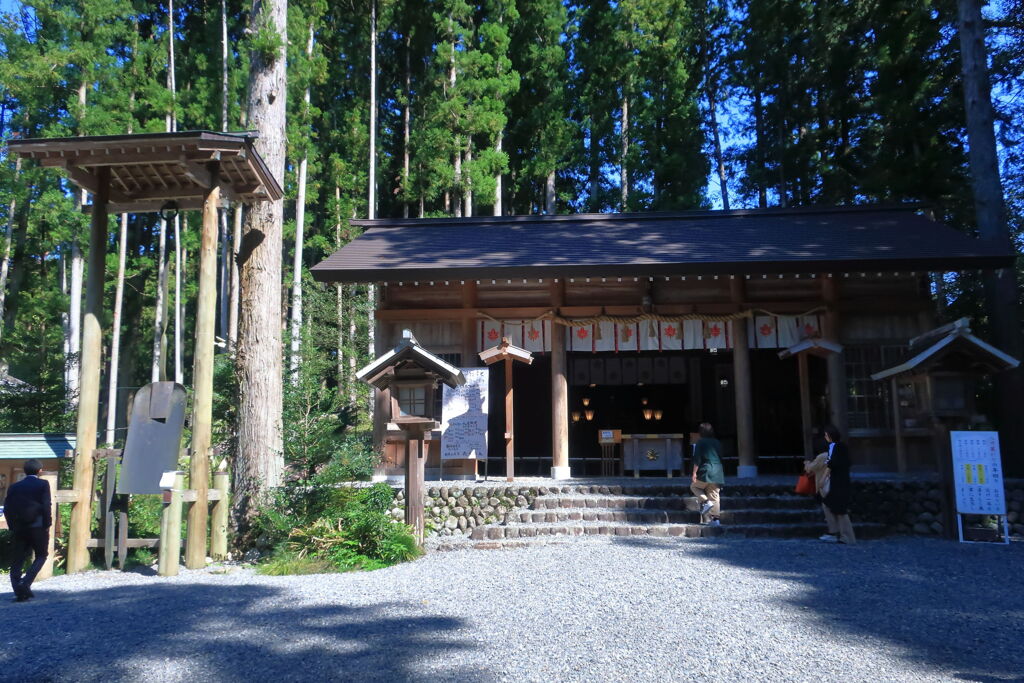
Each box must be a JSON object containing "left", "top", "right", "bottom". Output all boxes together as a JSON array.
[
  {"left": 777, "top": 337, "right": 844, "bottom": 459},
  {"left": 478, "top": 338, "right": 534, "bottom": 481},
  {"left": 7, "top": 131, "right": 282, "bottom": 573},
  {"left": 7, "top": 131, "right": 282, "bottom": 213},
  {"left": 871, "top": 318, "right": 1020, "bottom": 473},
  {"left": 358, "top": 330, "right": 465, "bottom": 542}
]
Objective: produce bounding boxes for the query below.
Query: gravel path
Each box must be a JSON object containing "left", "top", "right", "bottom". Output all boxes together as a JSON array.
[{"left": 2, "top": 536, "right": 1022, "bottom": 682}]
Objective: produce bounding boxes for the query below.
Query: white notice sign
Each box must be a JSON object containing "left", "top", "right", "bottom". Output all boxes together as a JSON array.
[
  {"left": 441, "top": 368, "right": 489, "bottom": 460},
  {"left": 950, "top": 431, "right": 1006, "bottom": 515}
]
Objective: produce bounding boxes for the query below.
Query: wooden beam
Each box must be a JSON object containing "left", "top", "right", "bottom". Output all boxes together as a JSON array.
[
  {"left": 186, "top": 162, "right": 220, "bottom": 570},
  {"left": 39, "top": 149, "right": 223, "bottom": 167},
  {"left": 63, "top": 164, "right": 133, "bottom": 203},
  {"left": 68, "top": 165, "right": 110, "bottom": 574}
]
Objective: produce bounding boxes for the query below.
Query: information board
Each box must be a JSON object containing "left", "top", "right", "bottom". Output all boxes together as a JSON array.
[
  {"left": 950, "top": 431, "right": 1006, "bottom": 515},
  {"left": 440, "top": 368, "right": 489, "bottom": 460}
]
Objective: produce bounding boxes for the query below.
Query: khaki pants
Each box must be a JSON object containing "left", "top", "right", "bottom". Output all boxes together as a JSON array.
[
  {"left": 822, "top": 504, "right": 856, "bottom": 545},
  {"left": 691, "top": 480, "right": 721, "bottom": 521}
]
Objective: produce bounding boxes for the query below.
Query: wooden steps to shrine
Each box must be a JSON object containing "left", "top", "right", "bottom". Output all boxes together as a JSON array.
[{"left": 448, "top": 482, "right": 889, "bottom": 549}]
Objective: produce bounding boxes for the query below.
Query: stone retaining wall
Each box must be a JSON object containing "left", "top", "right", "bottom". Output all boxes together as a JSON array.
[{"left": 389, "top": 480, "right": 1024, "bottom": 539}]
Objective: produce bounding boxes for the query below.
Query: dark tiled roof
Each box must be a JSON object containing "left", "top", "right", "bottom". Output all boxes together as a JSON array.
[{"left": 311, "top": 205, "right": 1014, "bottom": 283}]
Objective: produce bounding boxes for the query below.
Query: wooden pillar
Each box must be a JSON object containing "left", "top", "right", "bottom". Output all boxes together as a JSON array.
[
  {"left": 37, "top": 471, "right": 58, "bottom": 582},
  {"left": 461, "top": 281, "right": 479, "bottom": 479},
  {"left": 732, "top": 317, "right": 756, "bottom": 476},
  {"left": 891, "top": 377, "right": 907, "bottom": 473},
  {"left": 550, "top": 281, "right": 569, "bottom": 479},
  {"left": 69, "top": 166, "right": 111, "bottom": 574},
  {"left": 159, "top": 471, "right": 184, "bottom": 577},
  {"left": 798, "top": 354, "right": 813, "bottom": 459},
  {"left": 404, "top": 432, "right": 426, "bottom": 543},
  {"left": 730, "top": 279, "right": 756, "bottom": 476},
  {"left": 505, "top": 358, "right": 515, "bottom": 481},
  {"left": 822, "top": 277, "right": 848, "bottom": 438},
  {"left": 186, "top": 163, "right": 220, "bottom": 570},
  {"left": 102, "top": 453, "right": 117, "bottom": 570},
  {"left": 210, "top": 468, "right": 230, "bottom": 560}
]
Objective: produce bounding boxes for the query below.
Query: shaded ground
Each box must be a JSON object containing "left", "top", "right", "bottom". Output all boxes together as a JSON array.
[{"left": 1, "top": 536, "right": 1021, "bottom": 682}]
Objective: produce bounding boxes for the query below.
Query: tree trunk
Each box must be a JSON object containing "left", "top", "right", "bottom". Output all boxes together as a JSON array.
[
  {"left": 228, "top": 204, "right": 242, "bottom": 351},
  {"left": 754, "top": 87, "right": 767, "bottom": 209},
  {"left": 151, "top": 216, "right": 169, "bottom": 382},
  {"left": 235, "top": 0, "right": 287, "bottom": 531},
  {"left": 464, "top": 143, "right": 473, "bottom": 217},
  {"left": 403, "top": 32, "right": 411, "bottom": 219},
  {"left": 494, "top": 131, "right": 503, "bottom": 216},
  {"left": 708, "top": 85, "right": 730, "bottom": 211},
  {"left": 290, "top": 24, "right": 314, "bottom": 385},
  {"left": 620, "top": 94, "right": 629, "bottom": 212},
  {"left": 104, "top": 213, "right": 128, "bottom": 447},
  {"left": 173, "top": 214, "right": 183, "bottom": 385},
  {"left": 545, "top": 170, "right": 556, "bottom": 215},
  {"left": 349, "top": 284, "right": 357, "bottom": 403},
  {"left": 0, "top": 158, "right": 20, "bottom": 347},
  {"left": 69, "top": 232, "right": 83, "bottom": 402},
  {"left": 368, "top": 0, "right": 377, "bottom": 221},
  {"left": 956, "top": 0, "right": 1024, "bottom": 467}
]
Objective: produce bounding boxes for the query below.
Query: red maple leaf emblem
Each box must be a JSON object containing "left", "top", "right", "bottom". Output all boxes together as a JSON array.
[
  {"left": 528, "top": 327, "right": 540, "bottom": 341},
  {"left": 709, "top": 324, "right": 721, "bottom": 338},
  {"left": 577, "top": 327, "right": 589, "bottom": 339},
  {"left": 664, "top": 325, "right": 677, "bottom": 337},
  {"left": 622, "top": 327, "right": 633, "bottom": 340},
  {"left": 760, "top": 324, "right": 773, "bottom": 336},
  {"left": 804, "top": 323, "right": 816, "bottom": 336},
  {"left": 487, "top": 329, "right": 499, "bottom": 341}
]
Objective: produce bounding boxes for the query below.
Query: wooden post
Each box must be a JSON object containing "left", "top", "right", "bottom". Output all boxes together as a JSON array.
[
  {"left": 404, "top": 434, "right": 426, "bottom": 544},
  {"left": 118, "top": 510, "right": 128, "bottom": 570},
  {"left": 732, "top": 316, "right": 756, "bottom": 476},
  {"left": 891, "top": 377, "right": 907, "bottom": 472},
  {"left": 210, "top": 468, "right": 230, "bottom": 560},
  {"left": 822, "top": 277, "right": 848, "bottom": 438},
  {"left": 159, "top": 471, "right": 184, "bottom": 577},
  {"left": 103, "top": 453, "right": 117, "bottom": 570},
  {"left": 186, "top": 164, "right": 220, "bottom": 570},
  {"left": 798, "top": 353, "right": 813, "bottom": 459},
  {"left": 69, "top": 165, "right": 111, "bottom": 574},
  {"left": 37, "top": 472, "right": 58, "bottom": 582},
  {"left": 550, "top": 281, "right": 569, "bottom": 479},
  {"left": 504, "top": 358, "right": 514, "bottom": 481}
]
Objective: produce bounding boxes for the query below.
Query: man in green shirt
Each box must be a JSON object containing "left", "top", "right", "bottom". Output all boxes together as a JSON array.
[{"left": 690, "top": 422, "right": 725, "bottom": 526}]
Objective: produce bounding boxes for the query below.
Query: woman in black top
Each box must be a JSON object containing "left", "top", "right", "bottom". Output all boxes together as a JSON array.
[{"left": 820, "top": 424, "right": 856, "bottom": 544}]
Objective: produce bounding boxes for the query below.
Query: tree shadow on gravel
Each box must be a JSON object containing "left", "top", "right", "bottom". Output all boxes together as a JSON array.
[
  {"left": 611, "top": 535, "right": 1024, "bottom": 682},
  {"left": 0, "top": 581, "right": 478, "bottom": 682}
]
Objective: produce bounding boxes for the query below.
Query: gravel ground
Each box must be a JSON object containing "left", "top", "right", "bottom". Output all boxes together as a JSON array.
[{"left": 2, "top": 536, "right": 1022, "bottom": 683}]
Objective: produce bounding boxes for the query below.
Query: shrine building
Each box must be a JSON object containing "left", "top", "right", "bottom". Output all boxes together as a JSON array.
[{"left": 311, "top": 205, "right": 1014, "bottom": 480}]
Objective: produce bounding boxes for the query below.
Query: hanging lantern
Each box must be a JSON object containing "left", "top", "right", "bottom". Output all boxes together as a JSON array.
[
  {"left": 584, "top": 409, "right": 595, "bottom": 421},
  {"left": 641, "top": 397, "right": 649, "bottom": 406},
  {"left": 582, "top": 397, "right": 591, "bottom": 407},
  {"left": 643, "top": 408, "right": 654, "bottom": 421},
  {"left": 654, "top": 409, "right": 663, "bottom": 421},
  {"left": 572, "top": 411, "right": 581, "bottom": 423}
]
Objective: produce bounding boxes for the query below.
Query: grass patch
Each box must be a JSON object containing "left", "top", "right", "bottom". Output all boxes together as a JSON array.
[{"left": 256, "top": 553, "right": 338, "bottom": 576}]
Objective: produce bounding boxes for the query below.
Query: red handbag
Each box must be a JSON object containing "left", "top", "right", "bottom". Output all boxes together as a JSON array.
[{"left": 794, "top": 472, "right": 816, "bottom": 496}]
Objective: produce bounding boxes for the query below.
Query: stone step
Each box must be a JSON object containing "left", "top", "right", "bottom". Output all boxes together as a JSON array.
[
  {"left": 531, "top": 495, "right": 819, "bottom": 512},
  {"left": 520, "top": 483, "right": 809, "bottom": 498},
  {"left": 469, "top": 520, "right": 889, "bottom": 542},
  {"left": 517, "top": 508, "right": 823, "bottom": 525}
]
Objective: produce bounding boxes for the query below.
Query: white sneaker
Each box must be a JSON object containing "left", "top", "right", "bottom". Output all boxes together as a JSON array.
[
  {"left": 707, "top": 518, "right": 721, "bottom": 527},
  {"left": 699, "top": 501, "right": 714, "bottom": 515},
  {"left": 819, "top": 534, "right": 839, "bottom": 542}
]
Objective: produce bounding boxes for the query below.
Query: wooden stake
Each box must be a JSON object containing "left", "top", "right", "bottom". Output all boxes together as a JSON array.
[
  {"left": 210, "top": 469, "right": 230, "bottom": 560},
  {"left": 186, "top": 163, "right": 220, "bottom": 570},
  {"left": 505, "top": 358, "right": 514, "bottom": 482},
  {"left": 37, "top": 472, "right": 58, "bottom": 582},
  {"left": 159, "top": 471, "right": 184, "bottom": 577},
  {"left": 798, "top": 353, "right": 813, "bottom": 459},
  {"left": 69, "top": 166, "right": 110, "bottom": 574},
  {"left": 103, "top": 454, "right": 117, "bottom": 570},
  {"left": 404, "top": 435, "right": 425, "bottom": 544}
]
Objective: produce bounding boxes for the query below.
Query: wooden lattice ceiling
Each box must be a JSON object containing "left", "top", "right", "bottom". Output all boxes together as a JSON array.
[{"left": 7, "top": 130, "right": 283, "bottom": 213}]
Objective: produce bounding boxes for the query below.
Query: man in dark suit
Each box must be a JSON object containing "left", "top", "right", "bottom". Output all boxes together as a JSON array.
[{"left": 3, "top": 459, "right": 52, "bottom": 602}]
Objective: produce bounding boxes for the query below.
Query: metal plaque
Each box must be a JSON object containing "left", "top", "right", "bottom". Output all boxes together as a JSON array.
[{"left": 117, "top": 382, "right": 187, "bottom": 495}]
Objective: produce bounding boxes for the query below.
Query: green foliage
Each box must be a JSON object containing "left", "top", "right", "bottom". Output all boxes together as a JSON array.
[
  {"left": 127, "top": 495, "right": 164, "bottom": 539},
  {"left": 256, "top": 552, "right": 336, "bottom": 576}
]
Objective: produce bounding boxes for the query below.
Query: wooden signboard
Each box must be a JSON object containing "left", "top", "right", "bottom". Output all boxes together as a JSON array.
[{"left": 440, "top": 368, "right": 489, "bottom": 460}]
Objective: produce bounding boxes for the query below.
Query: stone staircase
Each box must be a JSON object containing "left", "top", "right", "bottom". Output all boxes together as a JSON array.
[{"left": 464, "top": 482, "right": 888, "bottom": 545}]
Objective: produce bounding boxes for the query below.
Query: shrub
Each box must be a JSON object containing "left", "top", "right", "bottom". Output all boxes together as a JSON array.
[{"left": 257, "top": 552, "right": 336, "bottom": 576}]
